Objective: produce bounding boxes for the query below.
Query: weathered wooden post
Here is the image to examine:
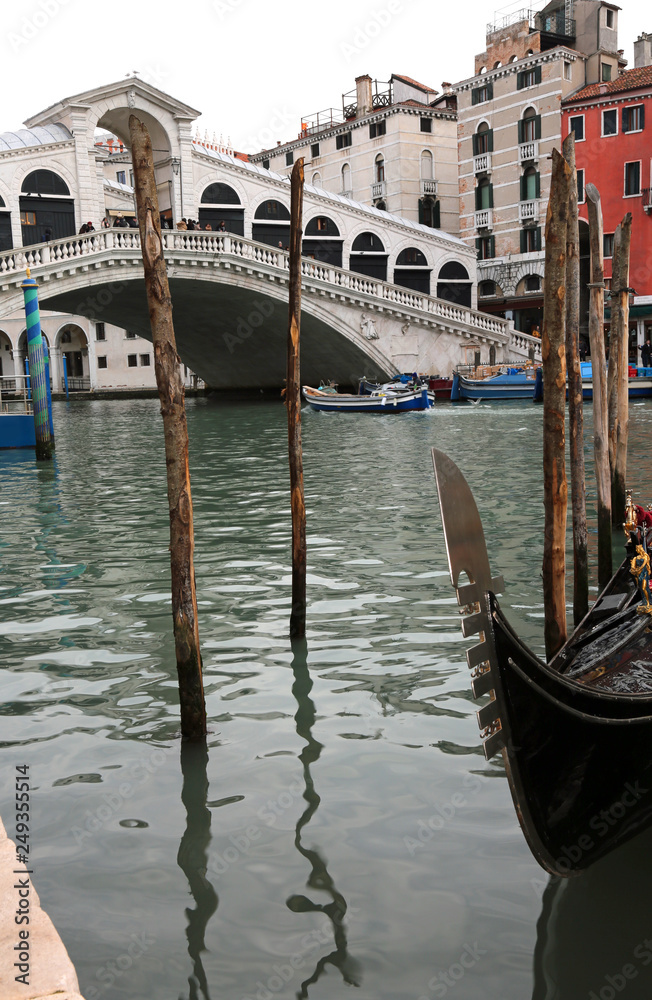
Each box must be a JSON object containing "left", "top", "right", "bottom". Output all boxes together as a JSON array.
[
  {"left": 542, "top": 148, "right": 571, "bottom": 660},
  {"left": 609, "top": 213, "right": 632, "bottom": 523},
  {"left": 287, "top": 158, "right": 307, "bottom": 639},
  {"left": 562, "top": 134, "right": 588, "bottom": 624},
  {"left": 128, "top": 114, "right": 206, "bottom": 739},
  {"left": 20, "top": 271, "right": 54, "bottom": 461},
  {"left": 585, "top": 183, "right": 612, "bottom": 588}
]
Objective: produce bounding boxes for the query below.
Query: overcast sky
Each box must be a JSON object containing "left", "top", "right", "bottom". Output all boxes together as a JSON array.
[{"left": 3, "top": 0, "right": 647, "bottom": 154}]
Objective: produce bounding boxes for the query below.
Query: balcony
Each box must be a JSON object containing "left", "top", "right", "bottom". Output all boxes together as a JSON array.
[
  {"left": 420, "top": 179, "right": 438, "bottom": 196},
  {"left": 474, "top": 208, "right": 493, "bottom": 230},
  {"left": 519, "top": 140, "right": 539, "bottom": 163},
  {"left": 473, "top": 152, "right": 492, "bottom": 174},
  {"left": 371, "top": 180, "right": 386, "bottom": 200},
  {"left": 519, "top": 199, "right": 540, "bottom": 223}
]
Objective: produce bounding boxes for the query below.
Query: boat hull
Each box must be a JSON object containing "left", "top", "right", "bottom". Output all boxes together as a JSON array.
[
  {"left": 0, "top": 414, "right": 36, "bottom": 449},
  {"left": 451, "top": 371, "right": 537, "bottom": 401},
  {"left": 303, "top": 386, "right": 432, "bottom": 412}
]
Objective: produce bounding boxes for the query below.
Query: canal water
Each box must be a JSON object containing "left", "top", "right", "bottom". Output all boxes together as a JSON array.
[{"left": 2, "top": 396, "right": 652, "bottom": 1000}]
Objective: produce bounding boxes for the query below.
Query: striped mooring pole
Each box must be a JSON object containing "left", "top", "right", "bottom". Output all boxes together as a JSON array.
[{"left": 21, "top": 269, "right": 54, "bottom": 460}]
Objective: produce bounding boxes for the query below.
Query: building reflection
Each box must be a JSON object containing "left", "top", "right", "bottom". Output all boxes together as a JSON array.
[
  {"left": 287, "top": 638, "right": 361, "bottom": 997},
  {"left": 177, "top": 740, "right": 218, "bottom": 1000}
]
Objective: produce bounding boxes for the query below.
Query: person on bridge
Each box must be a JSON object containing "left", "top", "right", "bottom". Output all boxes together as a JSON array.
[
  {"left": 204, "top": 223, "right": 212, "bottom": 231},
  {"left": 114, "top": 214, "right": 128, "bottom": 228},
  {"left": 176, "top": 218, "right": 188, "bottom": 230},
  {"left": 86, "top": 221, "right": 95, "bottom": 232},
  {"left": 101, "top": 217, "right": 111, "bottom": 229}
]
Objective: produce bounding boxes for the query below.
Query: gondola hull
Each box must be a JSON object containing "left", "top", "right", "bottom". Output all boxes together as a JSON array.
[{"left": 431, "top": 447, "right": 652, "bottom": 877}]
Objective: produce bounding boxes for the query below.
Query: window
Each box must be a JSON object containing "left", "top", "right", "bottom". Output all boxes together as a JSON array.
[
  {"left": 375, "top": 155, "right": 385, "bottom": 182},
  {"left": 95, "top": 322, "right": 106, "bottom": 341},
  {"left": 577, "top": 168, "right": 585, "bottom": 204},
  {"left": 472, "top": 82, "right": 493, "bottom": 105},
  {"left": 517, "top": 66, "right": 542, "bottom": 89},
  {"left": 623, "top": 105, "right": 644, "bottom": 133},
  {"left": 316, "top": 217, "right": 328, "bottom": 231},
  {"left": 126, "top": 331, "right": 137, "bottom": 339},
  {"left": 625, "top": 161, "right": 641, "bottom": 196},
  {"left": 129, "top": 170, "right": 134, "bottom": 186},
  {"left": 602, "top": 109, "right": 618, "bottom": 136},
  {"left": 475, "top": 178, "right": 493, "bottom": 210},
  {"left": 479, "top": 280, "right": 496, "bottom": 296},
  {"left": 569, "top": 115, "right": 584, "bottom": 141},
  {"left": 336, "top": 132, "right": 352, "bottom": 150},
  {"left": 262, "top": 158, "right": 270, "bottom": 170},
  {"left": 420, "top": 150, "right": 433, "bottom": 179},
  {"left": 475, "top": 235, "right": 495, "bottom": 260},
  {"left": 563, "top": 61, "right": 572, "bottom": 81},
  {"left": 520, "top": 108, "right": 540, "bottom": 143},
  {"left": 311, "top": 143, "right": 320, "bottom": 159},
  {"left": 127, "top": 354, "right": 137, "bottom": 367},
  {"left": 420, "top": 117, "right": 432, "bottom": 133},
  {"left": 473, "top": 123, "right": 493, "bottom": 155},
  {"left": 97, "top": 356, "right": 107, "bottom": 369},
  {"left": 520, "top": 227, "right": 542, "bottom": 253},
  {"left": 116, "top": 170, "right": 126, "bottom": 184},
  {"left": 520, "top": 167, "right": 540, "bottom": 201},
  {"left": 606, "top": 8, "right": 614, "bottom": 28},
  {"left": 369, "top": 121, "right": 386, "bottom": 139},
  {"left": 603, "top": 233, "right": 615, "bottom": 258},
  {"left": 285, "top": 151, "right": 294, "bottom": 166},
  {"left": 341, "top": 163, "right": 351, "bottom": 193},
  {"left": 602, "top": 63, "right": 612, "bottom": 82},
  {"left": 20, "top": 211, "right": 36, "bottom": 225},
  {"left": 525, "top": 275, "right": 541, "bottom": 291},
  {"left": 140, "top": 354, "right": 151, "bottom": 366}
]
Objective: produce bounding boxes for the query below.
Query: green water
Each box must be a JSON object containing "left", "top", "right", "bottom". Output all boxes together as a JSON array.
[{"left": 2, "top": 396, "right": 652, "bottom": 1000}]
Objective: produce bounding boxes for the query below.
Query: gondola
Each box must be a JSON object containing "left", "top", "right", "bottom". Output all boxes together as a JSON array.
[{"left": 432, "top": 448, "right": 652, "bottom": 877}]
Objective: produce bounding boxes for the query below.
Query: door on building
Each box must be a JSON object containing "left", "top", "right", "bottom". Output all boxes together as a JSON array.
[
  {"left": 20, "top": 170, "right": 75, "bottom": 246},
  {"left": 63, "top": 351, "right": 84, "bottom": 378}
]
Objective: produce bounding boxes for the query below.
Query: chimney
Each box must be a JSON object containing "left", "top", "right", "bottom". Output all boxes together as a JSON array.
[
  {"left": 634, "top": 32, "right": 652, "bottom": 68},
  {"left": 355, "top": 74, "right": 373, "bottom": 118}
]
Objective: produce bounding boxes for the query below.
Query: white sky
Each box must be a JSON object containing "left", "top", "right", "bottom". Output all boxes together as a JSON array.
[{"left": 2, "top": 0, "right": 647, "bottom": 154}]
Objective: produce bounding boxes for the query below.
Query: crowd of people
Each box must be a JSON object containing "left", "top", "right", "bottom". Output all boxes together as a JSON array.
[
  {"left": 51, "top": 213, "right": 233, "bottom": 234},
  {"left": 175, "top": 218, "right": 226, "bottom": 232}
]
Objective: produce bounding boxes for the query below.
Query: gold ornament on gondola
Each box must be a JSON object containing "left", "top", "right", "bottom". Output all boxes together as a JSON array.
[
  {"left": 624, "top": 489, "right": 637, "bottom": 538},
  {"left": 630, "top": 544, "right": 652, "bottom": 615}
]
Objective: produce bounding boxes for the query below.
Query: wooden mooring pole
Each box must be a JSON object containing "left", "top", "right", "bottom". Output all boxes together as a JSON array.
[
  {"left": 562, "top": 134, "right": 588, "bottom": 625},
  {"left": 287, "top": 158, "right": 307, "bottom": 638},
  {"left": 542, "top": 148, "right": 571, "bottom": 660},
  {"left": 609, "top": 213, "right": 633, "bottom": 524},
  {"left": 128, "top": 114, "right": 207, "bottom": 739},
  {"left": 585, "top": 183, "right": 612, "bottom": 589}
]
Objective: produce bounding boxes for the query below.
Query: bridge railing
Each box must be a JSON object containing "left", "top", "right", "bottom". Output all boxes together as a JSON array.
[{"left": 0, "top": 230, "right": 538, "bottom": 351}]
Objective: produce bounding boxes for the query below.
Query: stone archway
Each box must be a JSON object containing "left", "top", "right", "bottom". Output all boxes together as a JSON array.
[{"left": 55, "top": 323, "right": 89, "bottom": 390}]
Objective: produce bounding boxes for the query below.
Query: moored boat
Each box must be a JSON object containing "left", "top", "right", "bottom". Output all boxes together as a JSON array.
[
  {"left": 0, "top": 375, "right": 36, "bottom": 449},
  {"left": 451, "top": 365, "right": 540, "bottom": 401},
  {"left": 303, "top": 385, "right": 432, "bottom": 412},
  {"left": 432, "top": 448, "right": 652, "bottom": 876},
  {"left": 580, "top": 361, "right": 652, "bottom": 399}
]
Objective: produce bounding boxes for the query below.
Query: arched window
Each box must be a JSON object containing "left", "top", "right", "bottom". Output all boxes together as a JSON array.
[
  {"left": 303, "top": 216, "right": 343, "bottom": 266},
  {"left": 200, "top": 183, "right": 240, "bottom": 204},
  {"left": 479, "top": 280, "right": 497, "bottom": 296},
  {"left": 420, "top": 150, "right": 433, "bottom": 180},
  {"left": 375, "top": 155, "right": 385, "bottom": 183},
  {"left": 341, "top": 163, "right": 351, "bottom": 195},
  {"left": 21, "top": 170, "right": 70, "bottom": 196},
  {"left": 312, "top": 172, "right": 322, "bottom": 187},
  {"left": 437, "top": 261, "right": 472, "bottom": 308},
  {"left": 396, "top": 248, "right": 428, "bottom": 266},
  {"left": 522, "top": 106, "right": 538, "bottom": 143},
  {"left": 352, "top": 232, "right": 385, "bottom": 252},
  {"left": 350, "top": 231, "right": 387, "bottom": 280},
  {"left": 493, "top": 61, "right": 502, "bottom": 69},
  {"left": 509, "top": 54, "right": 519, "bottom": 62},
  {"left": 254, "top": 200, "right": 291, "bottom": 221},
  {"left": 475, "top": 122, "right": 491, "bottom": 155},
  {"left": 394, "top": 247, "right": 430, "bottom": 292},
  {"left": 305, "top": 217, "right": 340, "bottom": 237}
]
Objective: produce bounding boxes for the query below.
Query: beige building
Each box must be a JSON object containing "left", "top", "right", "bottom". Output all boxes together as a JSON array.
[
  {"left": 455, "top": 0, "right": 625, "bottom": 333},
  {"left": 249, "top": 74, "right": 459, "bottom": 237}
]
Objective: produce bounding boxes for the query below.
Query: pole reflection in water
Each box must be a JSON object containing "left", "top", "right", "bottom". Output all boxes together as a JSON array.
[
  {"left": 286, "top": 638, "right": 361, "bottom": 997},
  {"left": 177, "top": 741, "right": 218, "bottom": 1000},
  {"left": 532, "top": 826, "right": 652, "bottom": 1000}
]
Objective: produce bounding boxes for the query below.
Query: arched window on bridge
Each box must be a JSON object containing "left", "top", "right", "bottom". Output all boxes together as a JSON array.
[
  {"left": 0, "top": 194, "right": 11, "bottom": 252},
  {"left": 199, "top": 182, "right": 244, "bottom": 235},
  {"left": 349, "top": 231, "right": 387, "bottom": 281},
  {"left": 20, "top": 169, "right": 74, "bottom": 246},
  {"left": 437, "top": 261, "right": 472, "bottom": 308},
  {"left": 252, "top": 199, "right": 291, "bottom": 248},
  {"left": 393, "top": 247, "right": 431, "bottom": 294},
  {"left": 303, "top": 216, "right": 342, "bottom": 267}
]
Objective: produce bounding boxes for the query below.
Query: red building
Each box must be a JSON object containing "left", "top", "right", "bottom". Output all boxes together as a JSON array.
[{"left": 562, "top": 64, "right": 652, "bottom": 359}]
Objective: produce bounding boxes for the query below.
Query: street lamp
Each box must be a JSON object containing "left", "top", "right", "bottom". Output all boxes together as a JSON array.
[{"left": 171, "top": 157, "right": 181, "bottom": 176}]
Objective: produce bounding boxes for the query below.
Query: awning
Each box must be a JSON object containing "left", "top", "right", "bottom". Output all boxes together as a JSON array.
[
  {"left": 106, "top": 208, "right": 136, "bottom": 217},
  {"left": 604, "top": 305, "right": 652, "bottom": 319}
]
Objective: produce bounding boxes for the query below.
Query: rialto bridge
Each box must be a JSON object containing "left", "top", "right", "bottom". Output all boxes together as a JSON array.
[{"left": 0, "top": 77, "right": 539, "bottom": 387}]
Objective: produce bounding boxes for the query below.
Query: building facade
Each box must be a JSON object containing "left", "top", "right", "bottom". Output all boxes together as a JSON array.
[
  {"left": 562, "top": 55, "right": 652, "bottom": 358},
  {"left": 455, "top": 0, "right": 626, "bottom": 334},
  {"left": 249, "top": 74, "right": 459, "bottom": 236}
]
